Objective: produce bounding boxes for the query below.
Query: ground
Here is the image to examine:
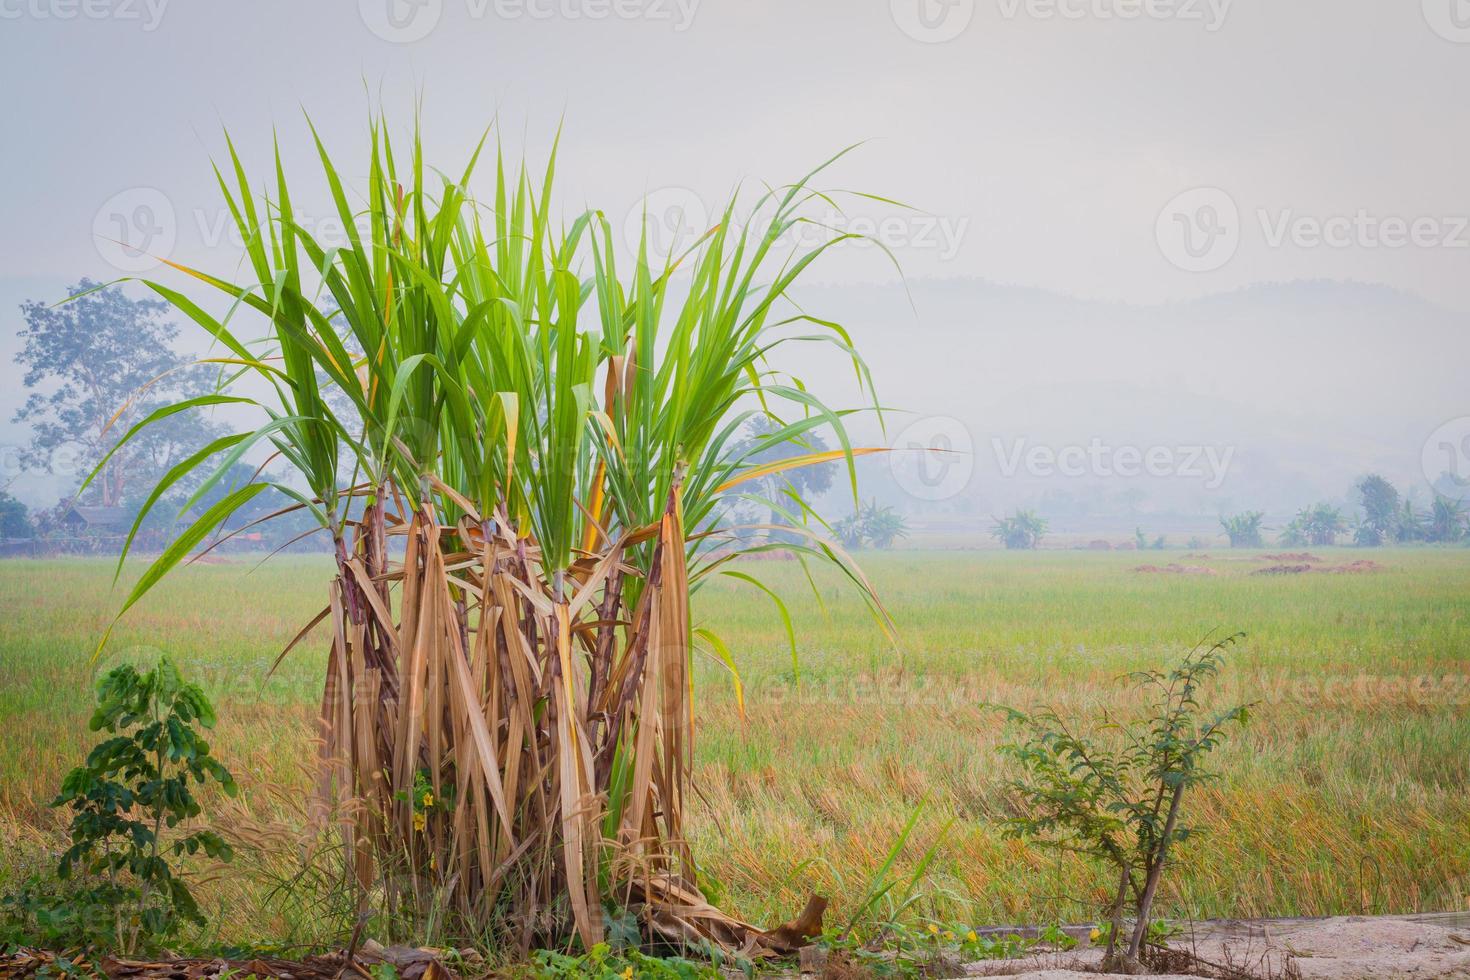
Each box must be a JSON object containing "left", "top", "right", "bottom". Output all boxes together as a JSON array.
[
  {"left": 0, "top": 549, "right": 1467, "bottom": 950},
  {"left": 960, "top": 912, "right": 1470, "bottom": 979}
]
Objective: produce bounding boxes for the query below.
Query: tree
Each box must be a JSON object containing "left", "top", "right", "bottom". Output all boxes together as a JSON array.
[
  {"left": 1294, "top": 503, "right": 1346, "bottom": 547},
  {"left": 998, "top": 637, "right": 1250, "bottom": 972},
  {"left": 1280, "top": 515, "right": 1309, "bottom": 548},
  {"left": 12, "top": 281, "right": 224, "bottom": 508},
  {"left": 0, "top": 492, "right": 32, "bottom": 538},
  {"left": 991, "top": 509, "right": 1047, "bottom": 549},
  {"left": 831, "top": 500, "right": 909, "bottom": 550},
  {"left": 727, "top": 415, "right": 835, "bottom": 542},
  {"left": 1353, "top": 474, "right": 1399, "bottom": 547},
  {"left": 1394, "top": 500, "right": 1426, "bottom": 543},
  {"left": 1218, "top": 511, "right": 1264, "bottom": 548},
  {"left": 1426, "top": 496, "right": 1468, "bottom": 544}
]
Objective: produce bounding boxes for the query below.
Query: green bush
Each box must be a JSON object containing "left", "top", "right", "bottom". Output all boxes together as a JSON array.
[
  {"left": 996, "top": 636, "right": 1251, "bottom": 971},
  {"left": 3, "top": 657, "right": 237, "bottom": 954}
]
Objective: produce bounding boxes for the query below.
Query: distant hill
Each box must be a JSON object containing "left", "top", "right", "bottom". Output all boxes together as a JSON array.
[{"left": 786, "top": 277, "right": 1468, "bottom": 525}]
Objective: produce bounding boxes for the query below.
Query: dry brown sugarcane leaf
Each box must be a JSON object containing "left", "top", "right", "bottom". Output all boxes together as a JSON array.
[
  {"left": 621, "top": 587, "right": 661, "bottom": 847},
  {"left": 552, "top": 601, "right": 603, "bottom": 949},
  {"left": 566, "top": 538, "right": 625, "bottom": 619},
  {"left": 395, "top": 525, "right": 433, "bottom": 831},
  {"left": 354, "top": 666, "right": 386, "bottom": 880},
  {"left": 443, "top": 586, "right": 516, "bottom": 835},
  {"left": 266, "top": 604, "right": 330, "bottom": 679},
  {"left": 345, "top": 559, "right": 401, "bottom": 654},
  {"left": 495, "top": 572, "right": 545, "bottom": 689},
  {"left": 444, "top": 573, "right": 484, "bottom": 599},
  {"left": 760, "top": 895, "right": 829, "bottom": 953},
  {"left": 309, "top": 581, "right": 348, "bottom": 834},
  {"left": 426, "top": 553, "right": 447, "bottom": 806},
  {"left": 506, "top": 575, "right": 555, "bottom": 617},
  {"left": 655, "top": 507, "right": 693, "bottom": 861},
  {"left": 426, "top": 474, "right": 481, "bottom": 522}
]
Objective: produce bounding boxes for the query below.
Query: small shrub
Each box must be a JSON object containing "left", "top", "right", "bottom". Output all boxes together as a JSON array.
[
  {"left": 995, "top": 635, "right": 1251, "bottom": 972},
  {"left": 5, "top": 657, "right": 237, "bottom": 954}
]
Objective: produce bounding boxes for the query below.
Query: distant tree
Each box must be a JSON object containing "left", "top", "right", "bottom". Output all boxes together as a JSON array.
[
  {"left": 1133, "top": 527, "right": 1167, "bottom": 550},
  {"left": 1219, "top": 511, "right": 1264, "bottom": 548},
  {"left": 12, "top": 281, "right": 224, "bottom": 508},
  {"left": 0, "top": 491, "right": 32, "bottom": 538},
  {"left": 1393, "top": 500, "right": 1426, "bottom": 543},
  {"left": 831, "top": 500, "right": 908, "bottom": 551},
  {"left": 1295, "top": 503, "right": 1347, "bottom": 546},
  {"left": 728, "top": 415, "right": 834, "bottom": 543},
  {"left": 1279, "top": 515, "right": 1309, "bottom": 548},
  {"left": 1353, "top": 474, "right": 1399, "bottom": 546},
  {"left": 862, "top": 501, "right": 908, "bottom": 550},
  {"left": 833, "top": 512, "right": 865, "bottom": 549},
  {"left": 1426, "top": 496, "right": 1468, "bottom": 544},
  {"left": 992, "top": 509, "right": 1047, "bottom": 550}
]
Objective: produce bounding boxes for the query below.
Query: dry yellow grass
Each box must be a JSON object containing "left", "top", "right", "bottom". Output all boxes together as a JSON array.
[{"left": 1, "top": 548, "right": 1468, "bottom": 945}]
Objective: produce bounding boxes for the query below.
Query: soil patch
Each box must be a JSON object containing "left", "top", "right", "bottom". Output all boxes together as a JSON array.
[
  {"left": 1134, "top": 564, "right": 1218, "bottom": 576},
  {"left": 960, "top": 914, "right": 1470, "bottom": 980}
]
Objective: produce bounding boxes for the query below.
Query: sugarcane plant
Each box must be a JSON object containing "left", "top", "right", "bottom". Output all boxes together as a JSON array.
[{"left": 84, "top": 117, "right": 895, "bottom": 953}]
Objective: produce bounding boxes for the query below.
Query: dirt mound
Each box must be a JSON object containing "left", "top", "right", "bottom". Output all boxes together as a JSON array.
[
  {"left": 1260, "top": 552, "right": 1323, "bottom": 562},
  {"left": 1321, "top": 560, "right": 1383, "bottom": 574},
  {"left": 1135, "top": 564, "right": 1218, "bottom": 576},
  {"left": 1253, "top": 560, "right": 1384, "bottom": 577}
]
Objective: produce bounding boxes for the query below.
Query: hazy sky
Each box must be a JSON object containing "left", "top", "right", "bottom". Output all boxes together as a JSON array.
[
  {"left": 2, "top": 0, "right": 1469, "bottom": 303},
  {"left": 2, "top": 0, "right": 1468, "bottom": 515}
]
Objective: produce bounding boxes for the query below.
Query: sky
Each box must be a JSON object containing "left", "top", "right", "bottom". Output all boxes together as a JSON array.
[{"left": 2, "top": 0, "right": 1468, "bottom": 520}]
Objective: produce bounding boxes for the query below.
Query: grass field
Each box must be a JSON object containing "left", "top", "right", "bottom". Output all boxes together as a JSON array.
[{"left": 2, "top": 549, "right": 1468, "bottom": 947}]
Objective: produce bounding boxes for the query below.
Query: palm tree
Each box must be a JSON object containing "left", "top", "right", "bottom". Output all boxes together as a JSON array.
[
  {"left": 833, "top": 511, "right": 865, "bottom": 549},
  {"left": 1427, "top": 496, "right": 1468, "bottom": 543},
  {"left": 1219, "top": 511, "right": 1265, "bottom": 548},
  {"left": 862, "top": 501, "right": 909, "bottom": 549},
  {"left": 1279, "top": 515, "right": 1309, "bottom": 548},
  {"left": 992, "top": 509, "right": 1047, "bottom": 549},
  {"left": 1394, "top": 500, "right": 1426, "bottom": 543},
  {"left": 1298, "top": 503, "right": 1347, "bottom": 546}
]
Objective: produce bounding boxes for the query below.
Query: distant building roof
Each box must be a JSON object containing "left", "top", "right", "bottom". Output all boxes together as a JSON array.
[{"left": 60, "top": 504, "right": 129, "bottom": 528}]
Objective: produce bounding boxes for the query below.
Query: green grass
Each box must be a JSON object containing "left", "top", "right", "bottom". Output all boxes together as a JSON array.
[{"left": 2, "top": 548, "right": 1468, "bottom": 945}]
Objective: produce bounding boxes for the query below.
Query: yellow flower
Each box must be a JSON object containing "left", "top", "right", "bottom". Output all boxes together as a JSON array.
[
  {"left": 1089, "top": 927, "right": 1102, "bottom": 942},
  {"left": 422, "top": 791, "right": 434, "bottom": 808},
  {"left": 413, "top": 811, "right": 427, "bottom": 831},
  {"left": 966, "top": 930, "right": 978, "bottom": 943},
  {"left": 927, "top": 923, "right": 939, "bottom": 935},
  {"left": 620, "top": 968, "right": 633, "bottom": 979},
  {"left": 943, "top": 931, "right": 954, "bottom": 941}
]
